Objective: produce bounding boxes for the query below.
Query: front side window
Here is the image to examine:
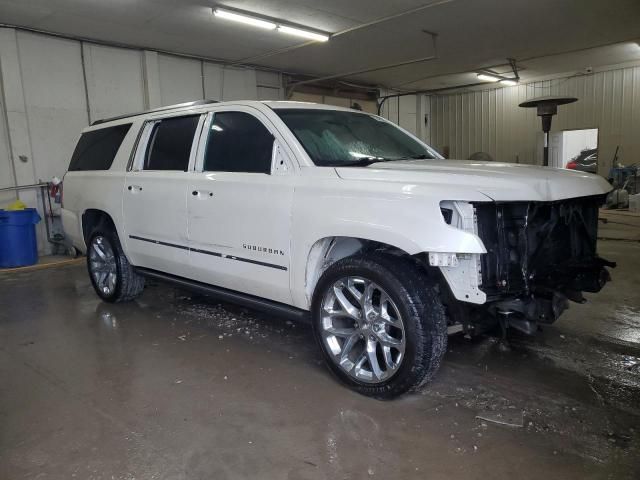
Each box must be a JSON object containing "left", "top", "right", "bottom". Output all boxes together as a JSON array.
[
  {"left": 275, "top": 109, "right": 438, "bottom": 167},
  {"left": 144, "top": 115, "right": 200, "bottom": 171},
  {"left": 203, "top": 111, "right": 274, "bottom": 174}
]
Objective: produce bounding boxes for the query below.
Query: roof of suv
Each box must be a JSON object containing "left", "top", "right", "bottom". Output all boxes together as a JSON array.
[
  {"left": 261, "top": 101, "right": 360, "bottom": 112},
  {"left": 91, "top": 99, "right": 363, "bottom": 126}
]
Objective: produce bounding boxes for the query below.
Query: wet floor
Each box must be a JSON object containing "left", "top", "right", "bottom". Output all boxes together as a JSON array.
[{"left": 1, "top": 240, "right": 639, "bottom": 479}]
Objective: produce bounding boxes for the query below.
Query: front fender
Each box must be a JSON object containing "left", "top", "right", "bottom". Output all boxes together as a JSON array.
[{"left": 289, "top": 180, "right": 487, "bottom": 309}]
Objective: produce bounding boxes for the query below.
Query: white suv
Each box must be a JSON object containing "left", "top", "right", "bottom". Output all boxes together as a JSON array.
[{"left": 62, "top": 100, "right": 614, "bottom": 398}]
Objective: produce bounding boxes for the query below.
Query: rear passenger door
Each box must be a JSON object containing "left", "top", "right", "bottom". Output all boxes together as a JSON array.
[
  {"left": 122, "top": 113, "right": 204, "bottom": 277},
  {"left": 187, "top": 108, "right": 295, "bottom": 304}
]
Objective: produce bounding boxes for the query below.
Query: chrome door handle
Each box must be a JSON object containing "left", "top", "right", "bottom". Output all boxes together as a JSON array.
[{"left": 128, "top": 185, "right": 142, "bottom": 192}]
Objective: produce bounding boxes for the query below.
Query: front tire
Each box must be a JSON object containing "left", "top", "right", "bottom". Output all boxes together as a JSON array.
[
  {"left": 87, "top": 229, "right": 145, "bottom": 303},
  {"left": 311, "top": 253, "right": 447, "bottom": 399}
]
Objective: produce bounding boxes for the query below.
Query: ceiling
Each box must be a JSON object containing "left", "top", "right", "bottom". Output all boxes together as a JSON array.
[{"left": 1, "top": 0, "right": 640, "bottom": 91}]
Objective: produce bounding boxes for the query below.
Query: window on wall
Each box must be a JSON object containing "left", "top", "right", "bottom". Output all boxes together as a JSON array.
[
  {"left": 144, "top": 115, "right": 200, "bottom": 171},
  {"left": 203, "top": 112, "right": 274, "bottom": 174}
]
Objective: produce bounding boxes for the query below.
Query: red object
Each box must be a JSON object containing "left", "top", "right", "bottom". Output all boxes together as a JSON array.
[
  {"left": 566, "top": 161, "right": 578, "bottom": 169},
  {"left": 49, "top": 182, "right": 59, "bottom": 198}
]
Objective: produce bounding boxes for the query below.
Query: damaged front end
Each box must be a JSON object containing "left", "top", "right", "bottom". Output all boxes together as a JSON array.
[{"left": 471, "top": 195, "right": 615, "bottom": 335}]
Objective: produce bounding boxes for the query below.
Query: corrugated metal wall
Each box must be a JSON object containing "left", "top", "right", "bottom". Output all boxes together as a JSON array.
[
  {"left": 289, "top": 92, "right": 378, "bottom": 114},
  {"left": 429, "top": 65, "right": 640, "bottom": 174}
]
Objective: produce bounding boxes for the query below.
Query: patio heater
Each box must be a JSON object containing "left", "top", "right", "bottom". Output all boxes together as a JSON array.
[{"left": 519, "top": 96, "right": 577, "bottom": 167}]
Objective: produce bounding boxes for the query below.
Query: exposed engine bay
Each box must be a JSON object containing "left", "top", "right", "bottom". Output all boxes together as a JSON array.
[{"left": 451, "top": 195, "right": 615, "bottom": 336}]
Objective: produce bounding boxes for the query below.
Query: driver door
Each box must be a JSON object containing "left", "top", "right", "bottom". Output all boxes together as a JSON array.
[{"left": 187, "top": 107, "right": 296, "bottom": 304}]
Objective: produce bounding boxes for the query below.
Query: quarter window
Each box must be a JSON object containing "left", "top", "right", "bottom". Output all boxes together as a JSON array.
[
  {"left": 68, "top": 123, "right": 132, "bottom": 171},
  {"left": 144, "top": 115, "right": 200, "bottom": 171},
  {"left": 203, "top": 112, "right": 274, "bottom": 174}
]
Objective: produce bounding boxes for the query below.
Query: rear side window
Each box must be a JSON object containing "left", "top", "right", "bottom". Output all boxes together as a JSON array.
[
  {"left": 144, "top": 115, "right": 200, "bottom": 171},
  {"left": 204, "top": 112, "right": 274, "bottom": 174},
  {"left": 68, "top": 123, "right": 132, "bottom": 171}
]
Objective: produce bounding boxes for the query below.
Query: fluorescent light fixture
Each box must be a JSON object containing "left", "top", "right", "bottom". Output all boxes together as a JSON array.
[
  {"left": 213, "top": 8, "right": 276, "bottom": 30},
  {"left": 500, "top": 79, "right": 518, "bottom": 86},
  {"left": 477, "top": 73, "right": 500, "bottom": 82},
  {"left": 213, "top": 7, "right": 330, "bottom": 41},
  {"left": 277, "top": 25, "right": 329, "bottom": 42}
]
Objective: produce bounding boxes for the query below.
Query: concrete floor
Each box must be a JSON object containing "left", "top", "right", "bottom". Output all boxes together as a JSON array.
[{"left": 1, "top": 240, "right": 639, "bottom": 480}]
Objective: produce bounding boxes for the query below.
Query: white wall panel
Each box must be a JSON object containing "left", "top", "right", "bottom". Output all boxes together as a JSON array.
[
  {"left": 256, "top": 70, "right": 282, "bottom": 100},
  {"left": 0, "top": 96, "right": 15, "bottom": 205},
  {"left": 158, "top": 54, "right": 203, "bottom": 105},
  {"left": 203, "top": 62, "right": 224, "bottom": 101},
  {"left": 222, "top": 67, "right": 257, "bottom": 101},
  {"left": 380, "top": 92, "right": 399, "bottom": 123},
  {"left": 17, "top": 32, "right": 88, "bottom": 182},
  {"left": 83, "top": 44, "right": 145, "bottom": 122},
  {"left": 0, "top": 28, "right": 36, "bottom": 193},
  {"left": 429, "top": 66, "right": 640, "bottom": 174},
  {"left": 256, "top": 70, "right": 280, "bottom": 88},
  {"left": 142, "top": 51, "right": 161, "bottom": 108},
  {"left": 0, "top": 29, "right": 44, "bottom": 251},
  {"left": 378, "top": 90, "right": 425, "bottom": 140},
  {"left": 399, "top": 94, "right": 417, "bottom": 136},
  {"left": 257, "top": 86, "right": 281, "bottom": 101}
]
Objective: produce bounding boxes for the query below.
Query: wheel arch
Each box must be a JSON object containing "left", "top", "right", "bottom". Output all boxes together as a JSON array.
[
  {"left": 302, "top": 236, "right": 417, "bottom": 309},
  {"left": 82, "top": 209, "right": 117, "bottom": 245},
  {"left": 81, "top": 209, "right": 133, "bottom": 265}
]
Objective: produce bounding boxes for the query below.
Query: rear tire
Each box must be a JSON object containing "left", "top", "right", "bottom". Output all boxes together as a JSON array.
[
  {"left": 311, "top": 253, "right": 447, "bottom": 399},
  {"left": 87, "top": 228, "right": 144, "bottom": 303}
]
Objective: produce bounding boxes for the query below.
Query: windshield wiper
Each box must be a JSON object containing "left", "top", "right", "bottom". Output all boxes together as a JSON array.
[
  {"left": 321, "top": 154, "right": 432, "bottom": 167},
  {"left": 325, "top": 157, "right": 396, "bottom": 167}
]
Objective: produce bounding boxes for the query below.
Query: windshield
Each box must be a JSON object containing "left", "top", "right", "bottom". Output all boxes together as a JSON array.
[{"left": 274, "top": 108, "right": 439, "bottom": 166}]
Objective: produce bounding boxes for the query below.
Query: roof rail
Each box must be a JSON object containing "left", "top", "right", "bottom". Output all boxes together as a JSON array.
[{"left": 91, "top": 99, "right": 220, "bottom": 126}]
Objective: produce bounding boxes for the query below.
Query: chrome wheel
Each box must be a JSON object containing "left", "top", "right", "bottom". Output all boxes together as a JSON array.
[
  {"left": 320, "top": 276, "right": 406, "bottom": 384},
  {"left": 89, "top": 236, "right": 117, "bottom": 297}
]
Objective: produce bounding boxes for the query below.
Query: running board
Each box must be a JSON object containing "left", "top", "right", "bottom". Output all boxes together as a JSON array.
[{"left": 135, "top": 268, "right": 310, "bottom": 323}]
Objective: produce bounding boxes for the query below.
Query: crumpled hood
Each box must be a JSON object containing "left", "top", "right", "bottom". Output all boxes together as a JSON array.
[{"left": 335, "top": 160, "right": 612, "bottom": 201}]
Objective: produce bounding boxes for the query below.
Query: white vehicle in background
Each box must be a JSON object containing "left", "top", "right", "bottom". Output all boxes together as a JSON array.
[{"left": 61, "top": 100, "right": 614, "bottom": 398}]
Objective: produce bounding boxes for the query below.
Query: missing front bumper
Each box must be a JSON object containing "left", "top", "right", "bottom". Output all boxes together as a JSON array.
[{"left": 487, "top": 259, "right": 615, "bottom": 334}]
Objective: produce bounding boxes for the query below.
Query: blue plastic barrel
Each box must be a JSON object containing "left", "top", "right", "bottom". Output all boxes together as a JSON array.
[{"left": 0, "top": 208, "right": 41, "bottom": 268}]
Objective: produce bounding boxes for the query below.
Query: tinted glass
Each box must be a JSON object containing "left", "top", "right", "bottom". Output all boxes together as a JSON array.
[
  {"left": 204, "top": 112, "right": 274, "bottom": 174},
  {"left": 275, "top": 109, "right": 436, "bottom": 167},
  {"left": 68, "top": 123, "right": 132, "bottom": 171},
  {"left": 144, "top": 115, "right": 199, "bottom": 171}
]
